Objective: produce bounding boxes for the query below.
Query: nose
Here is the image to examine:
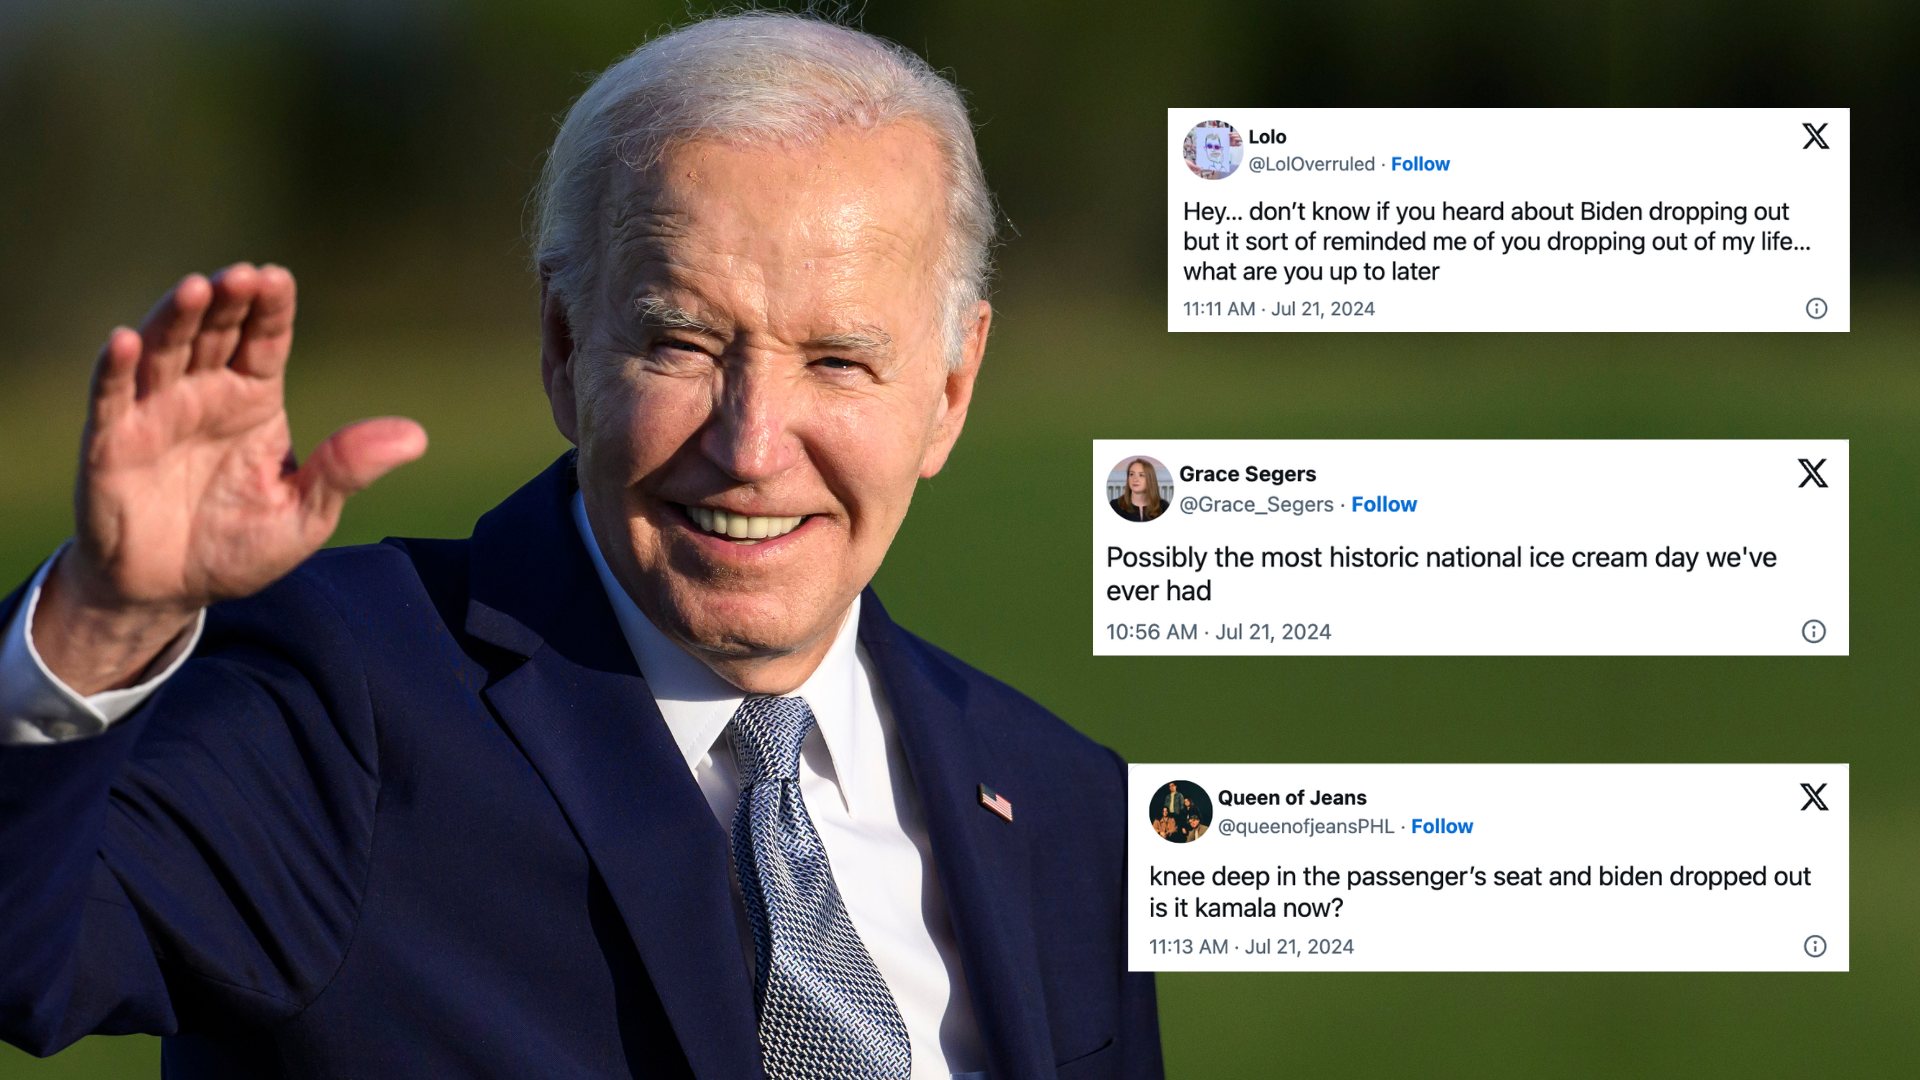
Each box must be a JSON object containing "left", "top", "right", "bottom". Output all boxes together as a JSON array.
[{"left": 698, "top": 356, "right": 804, "bottom": 483}]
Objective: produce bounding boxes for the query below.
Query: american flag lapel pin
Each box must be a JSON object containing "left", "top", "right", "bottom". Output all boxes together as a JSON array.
[{"left": 978, "top": 783, "right": 1014, "bottom": 823}]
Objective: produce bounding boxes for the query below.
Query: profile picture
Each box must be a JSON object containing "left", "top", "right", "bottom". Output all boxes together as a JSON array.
[
  {"left": 1182, "top": 120, "right": 1242, "bottom": 180},
  {"left": 1149, "top": 781, "right": 1213, "bottom": 843},
  {"left": 1108, "top": 456, "right": 1172, "bottom": 522}
]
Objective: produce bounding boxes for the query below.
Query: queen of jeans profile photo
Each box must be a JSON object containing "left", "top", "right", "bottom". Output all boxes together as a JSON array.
[
  {"left": 1109, "top": 456, "right": 1171, "bottom": 522},
  {"left": 1182, "top": 120, "right": 1242, "bottom": 179},
  {"left": 1149, "top": 780, "right": 1213, "bottom": 843}
]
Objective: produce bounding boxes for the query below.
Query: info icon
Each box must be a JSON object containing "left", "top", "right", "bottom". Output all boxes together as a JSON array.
[{"left": 1148, "top": 780, "right": 1213, "bottom": 843}]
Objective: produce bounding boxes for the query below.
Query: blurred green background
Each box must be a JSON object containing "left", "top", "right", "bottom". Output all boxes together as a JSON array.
[{"left": 2, "top": 0, "right": 1914, "bottom": 1076}]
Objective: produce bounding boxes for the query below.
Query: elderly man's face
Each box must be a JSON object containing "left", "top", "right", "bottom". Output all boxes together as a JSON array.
[{"left": 542, "top": 122, "right": 988, "bottom": 692}]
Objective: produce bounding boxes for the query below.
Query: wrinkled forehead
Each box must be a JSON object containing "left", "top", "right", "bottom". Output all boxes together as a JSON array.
[{"left": 596, "top": 124, "right": 951, "bottom": 324}]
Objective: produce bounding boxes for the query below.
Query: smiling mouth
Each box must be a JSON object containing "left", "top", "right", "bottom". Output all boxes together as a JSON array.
[{"left": 681, "top": 505, "right": 808, "bottom": 543}]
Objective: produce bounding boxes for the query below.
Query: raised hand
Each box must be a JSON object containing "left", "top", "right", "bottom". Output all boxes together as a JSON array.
[{"left": 32, "top": 264, "right": 427, "bottom": 695}]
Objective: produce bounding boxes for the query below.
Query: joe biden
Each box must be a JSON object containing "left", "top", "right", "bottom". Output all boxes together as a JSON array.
[{"left": 0, "top": 12, "right": 1158, "bottom": 1080}]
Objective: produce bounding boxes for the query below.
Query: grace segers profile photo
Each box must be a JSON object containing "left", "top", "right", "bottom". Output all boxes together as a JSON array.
[
  {"left": 0, "top": 14, "right": 1160, "bottom": 1080},
  {"left": 1110, "top": 457, "right": 1170, "bottom": 522}
]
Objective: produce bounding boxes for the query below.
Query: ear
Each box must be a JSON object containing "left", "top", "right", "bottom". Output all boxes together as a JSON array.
[
  {"left": 539, "top": 274, "right": 580, "bottom": 446},
  {"left": 918, "top": 301, "right": 991, "bottom": 480}
]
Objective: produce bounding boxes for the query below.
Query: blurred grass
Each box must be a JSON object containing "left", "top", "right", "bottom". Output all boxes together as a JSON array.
[{"left": 3, "top": 278, "right": 1917, "bottom": 1076}]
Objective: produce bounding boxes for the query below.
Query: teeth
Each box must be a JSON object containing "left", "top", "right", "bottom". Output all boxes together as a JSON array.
[{"left": 685, "top": 505, "right": 805, "bottom": 543}]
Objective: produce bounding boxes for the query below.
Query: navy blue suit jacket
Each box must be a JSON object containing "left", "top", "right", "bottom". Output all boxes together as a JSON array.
[{"left": 0, "top": 455, "right": 1160, "bottom": 1079}]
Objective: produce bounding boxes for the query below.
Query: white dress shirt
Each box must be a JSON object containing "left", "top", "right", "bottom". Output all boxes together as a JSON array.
[
  {"left": 0, "top": 546, "right": 205, "bottom": 745},
  {"left": 0, "top": 511, "right": 986, "bottom": 1079}
]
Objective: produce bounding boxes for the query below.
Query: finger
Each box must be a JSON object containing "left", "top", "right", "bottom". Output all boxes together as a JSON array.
[
  {"left": 232, "top": 264, "right": 297, "bottom": 379},
  {"left": 88, "top": 327, "right": 142, "bottom": 430},
  {"left": 187, "top": 263, "right": 261, "bottom": 374},
  {"left": 293, "top": 417, "right": 429, "bottom": 528},
  {"left": 135, "top": 273, "right": 213, "bottom": 398}
]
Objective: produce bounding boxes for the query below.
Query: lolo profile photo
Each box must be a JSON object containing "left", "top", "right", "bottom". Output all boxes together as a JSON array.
[
  {"left": 1108, "top": 455, "right": 1173, "bottom": 522},
  {"left": 1182, "top": 120, "right": 1242, "bottom": 179},
  {"left": 1149, "top": 781, "right": 1213, "bottom": 843}
]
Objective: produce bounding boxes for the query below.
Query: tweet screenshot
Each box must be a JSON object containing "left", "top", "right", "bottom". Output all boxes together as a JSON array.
[
  {"left": 1169, "top": 108, "right": 1849, "bottom": 331},
  {"left": 1094, "top": 440, "right": 1848, "bottom": 655},
  {"left": 1128, "top": 764, "right": 1849, "bottom": 972}
]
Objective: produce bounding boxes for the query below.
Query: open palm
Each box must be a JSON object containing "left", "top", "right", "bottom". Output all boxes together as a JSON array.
[{"left": 40, "top": 264, "right": 426, "bottom": 691}]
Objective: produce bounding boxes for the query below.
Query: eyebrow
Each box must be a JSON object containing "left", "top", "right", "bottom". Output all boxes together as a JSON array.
[
  {"left": 815, "top": 327, "right": 894, "bottom": 356},
  {"left": 634, "top": 296, "right": 725, "bottom": 337},
  {"left": 634, "top": 296, "right": 894, "bottom": 357}
]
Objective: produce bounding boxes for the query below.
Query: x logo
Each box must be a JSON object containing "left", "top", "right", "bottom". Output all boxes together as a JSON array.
[
  {"left": 1800, "top": 782, "right": 1828, "bottom": 811},
  {"left": 1799, "top": 458, "right": 1828, "bottom": 488},
  {"left": 1803, "top": 122, "right": 1829, "bottom": 149}
]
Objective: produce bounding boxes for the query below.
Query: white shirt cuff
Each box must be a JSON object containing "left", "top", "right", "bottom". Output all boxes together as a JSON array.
[{"left": 0, "top": 546, "right": 205, "bottom": 744}]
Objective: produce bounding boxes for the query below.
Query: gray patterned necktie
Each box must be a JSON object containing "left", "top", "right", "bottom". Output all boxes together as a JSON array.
[{"left": 729, "top": 696, "right": 912, "bottom": 1080}]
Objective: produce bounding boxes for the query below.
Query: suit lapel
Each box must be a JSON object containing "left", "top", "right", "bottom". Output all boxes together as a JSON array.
[
  {"left": 465, "top": 456, "right": 762, "bottom": 1080},
  {"left": 859, "top": 592, "right": 1057, "bottom": 1080}
]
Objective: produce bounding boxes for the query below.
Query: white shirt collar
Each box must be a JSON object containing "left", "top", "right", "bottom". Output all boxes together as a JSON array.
[{"left": 570, "top": 491, "right": 870, "bottom": 814}]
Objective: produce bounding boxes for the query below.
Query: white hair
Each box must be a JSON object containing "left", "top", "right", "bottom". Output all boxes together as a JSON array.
[{"left": 534, "top": 11, "right": 995, "bottom": 368}]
